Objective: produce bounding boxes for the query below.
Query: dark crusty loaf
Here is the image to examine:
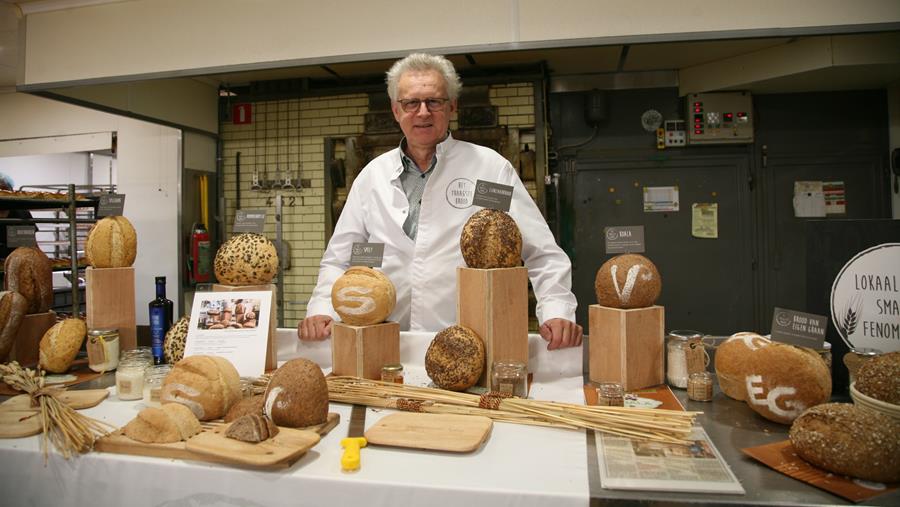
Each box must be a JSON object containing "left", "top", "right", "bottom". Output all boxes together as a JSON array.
[
  {"left": 854, "top": 351, "right": 900, "bottom": 405},
  {"left": 0, "top": 290, "right": 28, "bottom": 361},
  {"left": 460, "top": 209, "right": 522, "bottom": 269},
  {"left": 262, "top": 358, "right": 328, "bottom": 428},
  {"left": 3, "top": 247, "right": 53, "bottom": 314},
  {"left": 330, "top": 266, "right": 396, "bottom": 326},
  {"left": 225, "top": 395, "right": 264, "bottom": 423},
  {"left": 124, "top": 403, "right": 202, "bottom": 444},
  {"left": 214, "top": 233, "right": 279, "bottom": 285},
  {"left": 743, "top": 343, "right": 831, "bottom": 425},
  {"left": 84, "top": 216, "right": 137, "bottom": 268},
  {"left": 425, "top": 325, "right": 485, "bottom": 391},
  {"left": 225, "top": 413, "right": 279, "bottom": 443},
  {"left": 594, "top": 254, "right": 661, "bottom": 309},
  {"left": 38, "top": 318, "right": 87, "bottom": 373},
  {"left": 790, "top": 403, "right": 900, "bottom": 483}
]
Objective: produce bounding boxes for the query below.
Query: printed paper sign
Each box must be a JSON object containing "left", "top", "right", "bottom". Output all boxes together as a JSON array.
[
  {"left": 472, "top": 180, "right": 513, "bottom": 211},
  {"left": 793, "top": 181, "right": 825, "bottom": 218},
  {"left": 823, "top": 181, "right": 846, "bottom": 215},
  {"left": 233, "top": 209, "right": 267, "bottom": 234},
  {"left": 350, "top": 242, "right": 385, "bottom": 268},
  {"left": 830, "top": 243, "right": 900, "bottom": 353},
  {"left": 7, "top": 225, "right": 36, "bottom": 247},
  {"left": 770, "top": 307, "right": 827, "bottom": 349},
  {"left": 604, "top": 226, "right": 645, "bottom": 254},
  {"left": 97, "top": 193, "right": 126, "bottom": 217},
  {"left": 643, "top": 186, "right": 679, "bottom": 212},
  {"left": 691, "top": 203, "right": 718, "bottom": 239}
]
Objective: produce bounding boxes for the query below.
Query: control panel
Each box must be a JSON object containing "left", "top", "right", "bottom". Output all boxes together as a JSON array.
[
  {"left": 687, "top": 92, "right": 754, "bottom": 144},
  {"left": 664, "top": 120, "right": 686, "bottom": 147}
]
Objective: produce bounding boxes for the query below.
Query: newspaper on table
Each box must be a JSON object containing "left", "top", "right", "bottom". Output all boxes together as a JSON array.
[{"left": 596, "top": 425, "right": 745, "bottom": 494}]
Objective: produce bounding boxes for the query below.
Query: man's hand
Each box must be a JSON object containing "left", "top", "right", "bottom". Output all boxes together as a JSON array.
[
  {"left": 539, "top": 318, "right": 583, "bottom": 350},
  {"left": 297, "top": 315, "right": 334, "bottom": 341}
]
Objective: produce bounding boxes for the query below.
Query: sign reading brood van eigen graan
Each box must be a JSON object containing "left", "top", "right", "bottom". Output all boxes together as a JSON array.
[{"left": 830, "top": 243, "right": 900, "bottom": 353}]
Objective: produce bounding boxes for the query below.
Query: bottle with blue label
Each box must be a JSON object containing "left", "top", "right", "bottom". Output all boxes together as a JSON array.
[{"left": 149, "top": 276, "right": 174, "bottom": 364}]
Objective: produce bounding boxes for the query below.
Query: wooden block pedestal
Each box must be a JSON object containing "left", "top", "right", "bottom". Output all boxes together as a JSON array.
[
  {"left": 457, "top": 266, "right": 529, "bottom": 389},
  {"left": 212, "top": 283, "right": 278, "bottom": 371},
  {"left": 589, "top": 304, "right": 665, "bottom": 391},
  {"left": 331, "top": 321, "right": 400, "bottom": 380},
  {"left": 8, "top": 311, "right": 57, "bottom": 366},
  {"left": 86, "top": 267, "right": 137, "bottom": 351}
]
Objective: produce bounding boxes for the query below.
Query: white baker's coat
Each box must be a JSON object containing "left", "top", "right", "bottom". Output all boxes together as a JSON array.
[{"left": 306, "top": 134, "right": 577, "bottom": 332}]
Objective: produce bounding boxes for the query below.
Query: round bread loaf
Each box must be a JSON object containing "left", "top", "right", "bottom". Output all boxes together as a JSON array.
[
  {"left": 225, "top": 395, "right": 264, "bottom": 423},
  {"left": 854, "top": 351, "right": 900, "bottom": 405},
  {"left": 262, "top": 358, "right": 328, "bottom": 428},
  {"left": 743, "top": 343, "right": 831, "bottom": 425},
  {"left": 161, "top": 355, "right": 242, "bottom": 421},
  {"left": 214, "top": 233, "right": 279, "bottom": 286},
  {"left": 124, "top": 403, "right": 202, "bottom": 444},
  {"left": 38, "top": 318, "right": 87, "bottom": 373},
  {"left": 460, "top": 209, "right": 522, "bottom": 269},
  {"left": 594, "top": 254, "right": 661, "bottom": 309},
  {"left": 163, "top": 316, "right": 190, "bottom": 364},
  {"left": 3, "top": 246, "right": 53, "bottom": 314},
  {"left": 331, "top": 267, "right": 396, "bottom": 326},
  {"left": 0, "top": 290, "right": 28, "bottom": 361},
  {"left": 425, "top": 325, "right": 485, "bottom": 391},
  {"left": 790, "top": 403, "right": 900, "bottom": 483},
  {"left": 714, "top": 332, "right": 772, "bottom": 400},
  {"left": 85, "top": 216, "right": 137, "bottom": 268}
]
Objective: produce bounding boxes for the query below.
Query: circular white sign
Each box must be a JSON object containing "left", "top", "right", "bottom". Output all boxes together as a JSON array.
[{"left": 830, "top": 243, "right": 900, "bottom": 352}]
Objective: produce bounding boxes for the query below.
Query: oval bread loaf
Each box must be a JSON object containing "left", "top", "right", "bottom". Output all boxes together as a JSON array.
[
  {"left": 425, "top": 325, "right": 485, "bottom": 391},
  {"left": 330, "top": 267, "right": 396, "bottom": 326},
  {"left": 714, "top": 332, "right": 772, "bottom": 400},
  {"left": 0, "top": 290, "right": 28, "bottom": 361},
  {"left": 163, "top": 316, "right": 190, "bottom": 364},
  {"left": 3, "top": 246, "right": 53, "bottom": 314},
  {"left": 460, "top": 209, "right": 522, "bottom": 269},
  {"left": 262, "top": 358, "right": 329, "bottom": 428},
  {"left": 214, "top": 233, "right": 279, "bottom": 286},
  {"left": 161, "top": 355, "right": 242, "bottom": 421},
  {"left": 743, "top": 343, "right": 831, "bottom": 425},
  {"left": 594, "top": 254, "right": 661, "bottom": 309},
  {"left": 124, "top": 403, "right": 202, "bottom": 444},
  {"left": 854, "top": 351, "right": 900, "bottom": 405},
  {"left": 790, "top": 403, "right": 900, "bottom": 483},
  {"left": 85, "top": 216, "right": 137, "bottom": 268},
  {"left": 38, "top": 318, "right": 87, "bottom": 373}
]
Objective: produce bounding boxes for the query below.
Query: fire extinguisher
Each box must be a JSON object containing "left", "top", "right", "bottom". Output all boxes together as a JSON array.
[{"left": 189, "top": 222, "right": 212, "bottom": 284}]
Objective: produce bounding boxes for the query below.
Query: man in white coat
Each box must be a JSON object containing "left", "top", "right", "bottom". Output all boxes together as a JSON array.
[{"left": 298, "top": 53, "right": 582, "bottom": 350}]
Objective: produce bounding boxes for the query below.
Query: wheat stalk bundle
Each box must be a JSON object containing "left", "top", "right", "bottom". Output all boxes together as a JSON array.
[
  {"left": 0, "top": 361, "right": 114, "bottom": 461},
  {"left": 327, "top": 376, "right": 698, "bottom": 443}
]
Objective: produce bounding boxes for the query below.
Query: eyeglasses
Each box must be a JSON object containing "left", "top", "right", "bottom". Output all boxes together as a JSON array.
[{"left": 397, "top": 97, "right": 450, "bottom": 113}]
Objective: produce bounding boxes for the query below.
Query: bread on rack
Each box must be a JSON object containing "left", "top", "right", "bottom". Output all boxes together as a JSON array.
[
  {"left": 460, "top": 209, "right": 522, "bottom": 269},
  {"left": 714, "top": 332, "right": 772, "bottom": 401},
  {"left": 3, "top": 246, "right": 53, "bottom": 314},
  {"left": 425, "top": 325, "right": 485, "bottom": 391},
  {"left": 85, "top": 216, "right": 137, "bottom": 268},
  {"left": 38, "top": 318, "right": 87, "bottom": 373},
  {"left": 161, "top": 355, "right": 242, "bottom": 421},
  {"left": 123, "top": 403, "right": 202, "bottom": 444},
  {"left": 330, "top": 267, "right": 396, "bottom": 326},
  {"left": 263, "top": 358, "right": 328, "bottom": 428},
  {"left": 854, "top": 351, "right": 900, "bottom": 405},
  {"left": 213, "top": 233, "right": 279, "bottom": 286},
  {"left": 225, "top": 413, "right": 279, "bottom": 443},
  {"left": 594, "top": 254, "right": 661, "bottom": 309},
  {"left": 0, "top": 290, "right": 28, "bottom": 361}
]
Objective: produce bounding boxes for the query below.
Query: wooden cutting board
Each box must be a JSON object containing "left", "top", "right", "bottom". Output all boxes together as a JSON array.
[
  {"left": 0, "top": 409, "right": 42, "bottom": 438},
  {"left": 1, "top": 389, "right": 109, "bottom": 411},
  {"left": 364, "top": 413, "right": 492, "bottom": 452},
  {"left": 95, "top": 412, "right": 340, "bottom": 469}
]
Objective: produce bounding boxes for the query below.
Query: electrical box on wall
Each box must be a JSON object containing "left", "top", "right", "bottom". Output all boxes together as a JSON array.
[
  {"left": 664, "top": 120, "right": 686, "bottom": 147},
  {"left": 687, "top": 92, "right": 754, "bottom": 145}
]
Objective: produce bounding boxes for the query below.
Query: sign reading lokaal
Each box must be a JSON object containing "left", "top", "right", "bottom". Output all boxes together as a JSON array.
[{"left": 830, "top": 243, "right": 900, "bottom": 353}]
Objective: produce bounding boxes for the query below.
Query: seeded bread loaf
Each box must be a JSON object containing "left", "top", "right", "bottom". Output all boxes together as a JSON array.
[
  {"left": 3, "top": 247, "right": 53, "bottom": 314},
  {"left": 225, "top": 413, "right": 279, "bottom": 443},
  {"left": 743, "top": 343, "right": 831, "bottom": 425},
  {"left": 85, "top": 216, "right": 137, "bottom": 268},
  {"left": 460, "top": 209, "right": 522, "bottom": 269},
  {"left": 854, "top": 351, "right": 900, "bottom": 405},
  {"left": 594, "top": 254, "right": 661, "bottom": 309},
  {"left": 38, "top": 318, "right": 87, "bottom": 373},
  {"left": 214, "top": 233, "right": 279, "bottom": 285},
  {"left": 0, "top": 290, "right": 28, "bottom": 361},
  {"left": 790, "top": 403, "right": 900, "bottom": 483},
  {"left": 425, "top": 325, "right": 485, "bottom": 391},
  {"left": 161, "top": 355, "right": 242, "bottom": 421},
  {"left": 714, "top": 332, "right": 772, "bottom": 401},
  {"left": 163, "top": 316, "right": 190, "bottom": 364},
  {"left": 331, "top": 267, "right": 396, "bottom": 326},
  {"left": 124, "top": 403, "right": 202, "bottom": 444},
  {"left": 263, "top": 358, "right": 328, "bottom": 428}
]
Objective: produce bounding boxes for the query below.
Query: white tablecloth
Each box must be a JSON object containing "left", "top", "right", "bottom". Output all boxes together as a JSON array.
[{"left": 1, "top": 330, "right": 589, "bottom": 507}]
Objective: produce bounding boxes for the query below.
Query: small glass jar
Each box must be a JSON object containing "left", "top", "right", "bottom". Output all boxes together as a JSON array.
[
  {"left": 115, "top": 359, "right": 147, "bottom": 401},
  {"left": 121, "top": 347, "right": 154, "bottom": 368},
  {"left": 844, "top": 348, "right": 881, "bottom": 385},
  {"left": 491, "top": 361, "right": 527, "bottom": 398},
  {"left": 143, "top": 364, "right": 172, "bottom": 407},
  {"left": 87, "top": 328, "right": 120, "bottom": 373},
  {"left": 666, "top": 330, "right": 703, "bottom": 389},
  {"left": 687, "top": 372, "right": 713, "bottom": 402},
  {"left": 597, "top": 382, "right": 625, "bottom": 407},
  {"left": 381, "top": 363, "right": 404, "bottom": 384},
  {"left": 815, "top": 341, "right": 833, "bottom": 371}
]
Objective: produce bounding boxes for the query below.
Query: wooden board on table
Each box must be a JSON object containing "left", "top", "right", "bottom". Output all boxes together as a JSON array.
[
  {"left": 1, "top": 389, "right": 109, "bottom": 411},
  {"left": 0, "top": 409, "right": 42, "bottom": 438},
  {"left": 365, "top": 413, "right": 492, "bottom": 453}
]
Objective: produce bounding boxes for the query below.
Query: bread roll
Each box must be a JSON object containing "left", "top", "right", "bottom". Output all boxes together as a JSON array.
[
  {"left": 163, "top": 316, "right": 190, "bottom": 364},
  {"left": 743, "top": 343, "right": 831, "bottom": 425},
  {"left": 38, "top": 318, "right": 87, "bottom": 373},
  {"left": 790, "top": 403, "right": 900, "bottom": 483},
  {"left": 214, "top": 233, "right": 279, "bottom": 285},
  {"left": 262, "top": 358, "right": 328, "bottom": 428},
  {"left": 330, "top": 267, "right": 396, "bottom": 326},
  {"left": 225, "top": 414, "right": 279, "bottom": 443},
  {"left": 85, "top": 216, "right": 137, "bottom": 268},
  {"left": 0, "top": 290, "right": 28, "bottom": 361},
  {"left": 425, "top": 325, "right": 485, "bottom": 391},
  {"left": 124, "top": 403, "right": 202, "bottom": 444},
  {"left": 3, "top": 247, "right": 53, "bottom": 314},
  {"left": 714, "top": 332, "right": 771, "bottom": 400},
  {"left": 460, "top": 209, "right": 522, "bottom": 269},
  {"left": 594, "top": 254, "right": 661, "bottom": 309},
  {"left": 854, "top": 351, "right": 900, "bottom": 405},
  {"left": 161, "top": 355, "right": 242, "bottom": 421},
  {"left": 225, "top": 395, "right": 264, "bottom": 423}
]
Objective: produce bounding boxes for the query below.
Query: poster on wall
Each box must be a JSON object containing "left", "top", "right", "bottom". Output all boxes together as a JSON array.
[{"left": 830, "top": 243, "right": 900, "bottom": 353}]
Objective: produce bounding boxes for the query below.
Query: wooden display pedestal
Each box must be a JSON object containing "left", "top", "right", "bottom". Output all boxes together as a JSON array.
[
  {"left": 212, "top": 283, "right": 277, "bottom": 371},
  {"left": 589, "top": 304, "right": 665, "bottom": 391},
  {"left": 457, "top": 266, "right": 529, "bottom": 388},
  {"left": 331, "top": 321, "right": 400, "bottom": 380},
  {"left": 86, "top": 267, "right": 137, "bottom": 351},
  {"left": 7, "top": 310, "right": 56, "bottom": 366}
]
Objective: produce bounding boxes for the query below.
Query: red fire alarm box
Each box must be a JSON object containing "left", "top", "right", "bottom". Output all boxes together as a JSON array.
[{"left": 233, "top": 103, "right": 252, "bottom": 125}]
